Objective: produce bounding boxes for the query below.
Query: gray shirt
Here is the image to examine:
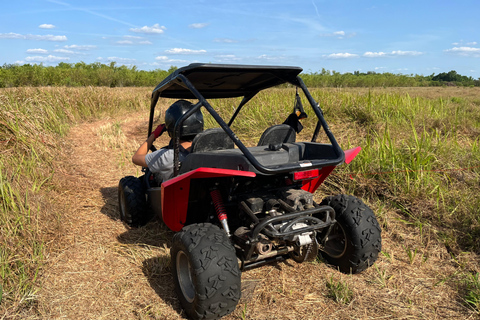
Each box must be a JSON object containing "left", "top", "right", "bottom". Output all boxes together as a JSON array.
[{"left": 145, "top": 146, "right": 190, "bottom": 182}]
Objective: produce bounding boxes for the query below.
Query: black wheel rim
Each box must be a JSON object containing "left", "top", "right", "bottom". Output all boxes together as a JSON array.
[
  {"left": 176, "top": 250, "right": 195, "bottom": 303},
  {"left": 322, "top": 223, "right": 347, "bottom": 258}
]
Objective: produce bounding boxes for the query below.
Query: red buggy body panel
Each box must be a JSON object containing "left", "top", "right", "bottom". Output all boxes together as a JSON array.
[
  {"left": 300, "top": 147, "right": 360, "bottom": 193},
  {"left": 161, "top": 168, "right": 256, "bottom": 231}
]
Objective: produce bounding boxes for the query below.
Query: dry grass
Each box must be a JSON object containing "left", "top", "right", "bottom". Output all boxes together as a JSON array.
[{"left": 1, "top": 86, "right": 480, "bottom": 319}]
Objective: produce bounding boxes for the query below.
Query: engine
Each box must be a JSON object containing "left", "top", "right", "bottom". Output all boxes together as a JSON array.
[{"left": 233, "top": 187, "right": 332, "bottom": 268}]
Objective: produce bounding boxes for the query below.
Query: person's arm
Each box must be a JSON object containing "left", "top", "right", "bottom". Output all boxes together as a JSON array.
[
  {"left": 132, "top": 124, "right": 166, "bottom": 167},
  {"left": 132, "top": 134, "right": 156, "bottom": 167}
]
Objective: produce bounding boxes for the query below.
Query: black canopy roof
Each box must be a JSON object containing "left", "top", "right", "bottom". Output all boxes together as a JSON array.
[{"left": 152, "top": 63, "right": 303, "bottom": 99}]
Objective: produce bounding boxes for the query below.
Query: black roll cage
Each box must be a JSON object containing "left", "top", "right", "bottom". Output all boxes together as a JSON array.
[{"left": 147, "top": 64, "right": 345, "bottom": 177}]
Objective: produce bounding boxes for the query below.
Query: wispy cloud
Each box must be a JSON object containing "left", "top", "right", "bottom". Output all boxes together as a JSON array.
[
  {"left": 319, "top": 31, "right": 356, "bottom": 39},
  {"left": 311, "top": 0, "right": 320, "bottom": 18},
  {"left": 165, "top": 48, "right": 206, "bottom": 54},
  {"left": 452, "top": 41, "right": 478, "bottom": 46},
  {"left": 323, "top": 53, "right": 359, "bottom": 59},
  {"left": 130, "top": 24, "right": 166, "bottom": 34},
  {"left": 26, "top": 48, "right": 48, "bottom": 54},
  {"left": 25, "top": 55, "right": 69, "bottom": 62},
  {"left": 213, "top": 38, "right": 238, "bottom": 43},
  {"left": 39, "top": 24, "right": 56, "bottom": 29},
  {"left": 47, "top": 0, "right": 137, "bottom": 28},
  {"left": 154, "top": 56, "right": 190, "bottom": 65},
  {"left": 445, "top": 46, "right": 480, "bottom": 58},
  {"left": 189, "top": 23, "right": 209, "bottom": 29},
  {"left": 96, "top": 56, "right": 137, "bottom": 64},
  {"left": 0, "top": 32, "right": 67, "bottom": 41},
  {"left": 115, "top": 35, "right": 152, "bottom": 45},
  {"left": 64, "top": 44, "right": 96, "bottom": 50},
  {"left": 53, "top": 49, "right": 75, "bottom": 54},
  {"left": 256, "top": 54, "right": 286, "bottom": 61},
  {"left": 26, "top": 48, "right": 87, "bottom": 55},
  {"left": 363, "top": 50, "right": 423, "bottom": 57},
  {"left": 214, "top": 54, "right": 243, "bottom": 62}
]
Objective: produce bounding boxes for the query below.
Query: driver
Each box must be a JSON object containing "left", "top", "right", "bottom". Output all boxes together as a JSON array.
[{"left": 132, "top": 99, "right": 204, "bottom": 182}]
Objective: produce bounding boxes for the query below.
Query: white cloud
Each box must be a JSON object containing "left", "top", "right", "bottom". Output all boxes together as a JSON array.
[
  {"left": 165, "top": 48, "right": 207, "bottom": 54},
  {"left": 26, "top": 48, "right": 48, "bottom": 54},
  {"left": 106, "top": 56, "right": 137, "bottom": 64},
  {"left": 154, "top": 56, "right": 189, "bottom": 64},
  {"left": 215, "top": 54, "right": 242, "bottom": 61},
  {"left": 130, "top": 23, "right": 166, "bottom": 34},
  {"left": 319, "top": 31, "right": 355, "bottom": 38},
  {"left": 0, "top": 33, "right": 67, "bottom": 41},
  {"left": 115, "top": 36, "right": 152, "bottom": 45},
  {"left": 364, "top": 51, "right": 387, "bottom": 58},
  {"left": 39, "top": 24, "right": 55, "bottom": 29},
  {"left": 214, "top": 55, "right": 243, "bottom": 63},
  {"left": 453, "top": 40, "right": 478, "bottom": 46},
  {"left": 53, "top": 49, "right": 75, "bottom": 54},
  {"left": 25, "top": 55, "right": 69, "bottom": 62},
  {"left": 64, "top": 44, "right": 96, "bottom": 50},
  {"left": 324, "top": 53, "right": 359, "bottom": 59},
  {"left": 189, "top": 23, "right": 209, "bottom": 29},
  {"left": 445, "top": 46, "right": 480, "bottom": 58},
  {"left": 391, "top": 50, "right": 423, "bottom": 56},
  {"left": 363, "top": 50, "right": 423, "bottom": 58},
  {"left": 123, "top": 35, "right": 143, "bottom": 40},
  {"left": 213, "top": 38, "right": 238, "bottom": 43},
  {"left": 257, "top": 54, "right": 284, "bottom": 60}
]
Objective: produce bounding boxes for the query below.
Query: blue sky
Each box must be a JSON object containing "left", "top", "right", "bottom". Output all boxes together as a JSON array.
[{"left": 1, "top": 0, "right": 479, "bottom": 77}]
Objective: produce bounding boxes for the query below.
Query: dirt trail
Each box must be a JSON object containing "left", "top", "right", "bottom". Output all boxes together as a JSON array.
[
  {"left": 37, "top": 113, "right": 476, "bottom": 320},
  {"left": 39, "top": 113, "right": 183, "bottom": 319}
]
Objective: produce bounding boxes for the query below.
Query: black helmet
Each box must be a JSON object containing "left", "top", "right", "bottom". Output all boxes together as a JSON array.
[{"left": 165, "top": 100, "right": 204, "bottom": 140}]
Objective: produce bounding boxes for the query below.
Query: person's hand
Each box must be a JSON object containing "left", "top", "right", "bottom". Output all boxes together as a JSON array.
[{"left": 152, "top": 124, "right": 166, "bottom": 139}]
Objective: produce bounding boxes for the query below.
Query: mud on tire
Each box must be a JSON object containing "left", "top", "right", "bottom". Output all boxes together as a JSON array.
[
  {"left": 118, "top": 176, "right": 152, "bottom": 227},
  {"left": 171, "top": 223, "right": 241, "bottom": 320},
  {"left": 318, "top": 194, "right": 382, "bottom": 274}
]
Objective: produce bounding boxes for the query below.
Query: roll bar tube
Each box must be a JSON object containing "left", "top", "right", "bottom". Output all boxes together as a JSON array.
[{"left": 158, "top": 74, "right": 345, "bottom": 177}]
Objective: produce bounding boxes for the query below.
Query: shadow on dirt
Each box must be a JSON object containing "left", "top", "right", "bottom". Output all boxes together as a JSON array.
[
  {"left": 100, "top": 186, "right": 120, "bottom": 221},
  {"left": 99, "top": 185, "right": 185, "bottom": 317},
  {"left": 142, "top": 256, "right": 186, "bottom": 318}
]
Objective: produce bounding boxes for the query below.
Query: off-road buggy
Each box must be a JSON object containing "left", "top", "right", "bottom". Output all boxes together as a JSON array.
[{"left": 118, "top": 64, "right": 382, "bottom": 319}]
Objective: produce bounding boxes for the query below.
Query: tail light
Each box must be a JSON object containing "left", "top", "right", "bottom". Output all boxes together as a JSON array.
[{"left": 293, "top": 169, "right": 320, "bottom": 181}]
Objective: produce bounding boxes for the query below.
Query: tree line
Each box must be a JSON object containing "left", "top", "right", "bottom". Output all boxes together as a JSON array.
[{"left": 1, "top": 62, "right": 479, "bottom": 88}]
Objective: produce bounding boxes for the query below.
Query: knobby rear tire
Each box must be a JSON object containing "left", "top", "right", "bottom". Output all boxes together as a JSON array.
[
  {"left": 171, "top": 223, "right": 241, "bottom": 320},
  {"left": 319, "top": 194, "right": 382, "bottom": 274},
  {"left": 118, "top": 176, "right": 152, "bottom": 227}
]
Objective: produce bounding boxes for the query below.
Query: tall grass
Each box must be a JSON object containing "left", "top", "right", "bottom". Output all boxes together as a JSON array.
[
  {"left": 309, "top": 88, "right": 480, "bottom": 250},
  {"left": 0, "top": 87, "right": 150, "bottom": 315}
]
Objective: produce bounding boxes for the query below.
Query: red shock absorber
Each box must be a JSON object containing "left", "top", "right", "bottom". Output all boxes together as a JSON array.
[{"left": 210, "top": 189, "right": 231, "bottom": 237}]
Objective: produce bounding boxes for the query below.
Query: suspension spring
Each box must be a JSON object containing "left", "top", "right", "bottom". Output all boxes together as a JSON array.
[{"left": 210, "top": 189, "right": 231, "bottom": 236}]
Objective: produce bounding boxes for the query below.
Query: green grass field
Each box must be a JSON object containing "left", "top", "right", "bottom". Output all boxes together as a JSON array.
[{"left": 1, "top": 86, "right": 479, "bottom": 318}]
